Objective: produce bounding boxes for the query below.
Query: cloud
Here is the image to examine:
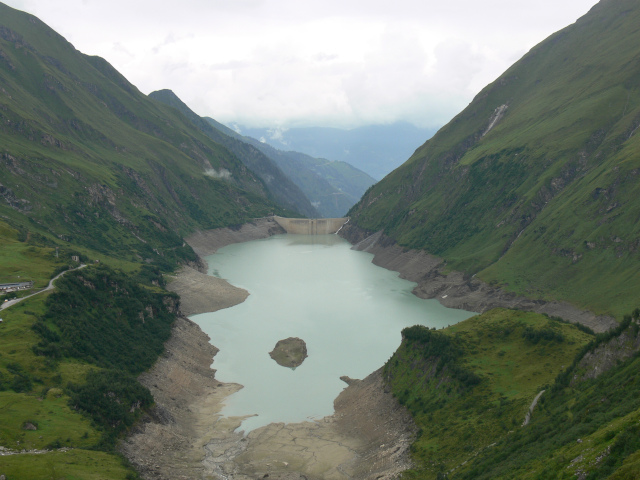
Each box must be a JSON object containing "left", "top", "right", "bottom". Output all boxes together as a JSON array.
[
  {"left": 5, "top": 0, "right": 599, "bottom": 129},
  {"left": 204, "top": 168, "right": 232, "bottom": 180},
  {"left": 267, "top": 127, "right": 288, "bottom": 144}
]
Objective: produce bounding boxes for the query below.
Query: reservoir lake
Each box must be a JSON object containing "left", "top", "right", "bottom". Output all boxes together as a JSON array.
[{"left": 192, "top": 234, "right": 473, "bottom": 433}]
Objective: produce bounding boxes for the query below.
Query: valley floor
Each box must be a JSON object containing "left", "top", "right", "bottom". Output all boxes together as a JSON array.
[
  {"left": 121, "top": 217, "right": 416, "bottom": 480},
  {"left": 122, "top": 217, "right": 620, "bottom": 479}
]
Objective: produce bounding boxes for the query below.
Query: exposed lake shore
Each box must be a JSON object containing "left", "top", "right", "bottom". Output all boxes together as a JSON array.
[
  {"left": 338, "top": 224, "right": 617, "bottom": 333},
  {"left": 122, "top": 217, "right": 416, "bottom": 479},
  {"left": 121, "top": 216, "right": 616, "bottom": 479}
]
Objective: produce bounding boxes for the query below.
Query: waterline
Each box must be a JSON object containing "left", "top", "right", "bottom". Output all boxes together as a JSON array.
[{"left": 192, "top": 234, "right": 473, "bottom": 432}]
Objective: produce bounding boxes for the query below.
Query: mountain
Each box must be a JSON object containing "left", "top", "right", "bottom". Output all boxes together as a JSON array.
[
  {"left": 0, "top": 3, "right": 293, "bottom": 269},
  {"left": 348, "top": 0, "right": 640, "bottom": 319},
  {"left": 0, "top": 4, "right": 297, "bottom": 477},
  {"left": 148, "top": 89, "right": 319, "bottom": 218},
  {"left": 206, "top": 118, "right": 377, "bottom": 218},
  {"left": 347, "top": 3, "right": 640, "bottom": 475},
  {"left": 237, "top": 122, "right": 437, "bottom": 180},
  {"left": 383, "top": 308, "right": 640, "bottom": 479}
]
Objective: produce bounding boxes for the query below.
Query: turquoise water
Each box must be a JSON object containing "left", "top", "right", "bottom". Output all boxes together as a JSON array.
[{"left": 192, "top": 234, "right": 473, "bottom": 432}]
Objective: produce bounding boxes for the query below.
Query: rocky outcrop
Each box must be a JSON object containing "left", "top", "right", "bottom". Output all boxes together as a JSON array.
[
  {"left": 573, "top": 322, "right": 640, "bottom": 383},
  {"left": 339, "top": 224, "right": 617, "bottom": 333},
  {"left": 0, "top": 182, "right": 31, "bottom": 211},
  {"left": 269, "top": 337, "right": 308, "bottom": 368}
]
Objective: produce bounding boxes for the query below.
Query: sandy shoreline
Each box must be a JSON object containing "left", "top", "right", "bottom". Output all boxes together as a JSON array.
[
  {"left": 122, "top": 217, "right": 417, "bottom": 480},
  {"left": 165, "top": 266, "right": 249, "bottom": 317}
]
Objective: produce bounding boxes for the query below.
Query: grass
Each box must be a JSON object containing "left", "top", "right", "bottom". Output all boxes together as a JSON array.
[
  {"left": 451, "top": 313, "right": 640, "bottom": 479},
  {"left": 448, "top": 310, "right": 589, "bottom": 402},
  {"left": 0, "top": 269, "right": 150, "bottom": 478},
  {"left": 0, "top": 449, "right": 132, "bottom": 480},
  {"left": 0, "top": 221, "right": 62, "bottom": 288},
  {"left": 0, "top": 295, "right": 100, "bottom": 447},
  {"left": 0, "top": 295, "right": 55, "bottom": 382},
  {"left": 384, "top": 309, "right": 593, "bottom": 479},
  {"left": 0, "top": 294, "right": 135, "bottom": 478},
  {"left": 0, "top": 392, "right": 100, "bottom": 451}
]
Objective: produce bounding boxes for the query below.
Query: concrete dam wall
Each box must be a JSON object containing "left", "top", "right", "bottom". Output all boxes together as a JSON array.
[{"left": 273, "top": 216, "right": 349, "bottom": 235}]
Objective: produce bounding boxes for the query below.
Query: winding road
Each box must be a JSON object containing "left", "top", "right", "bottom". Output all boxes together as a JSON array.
[{"left": 0, "top": 264, "right": 87, "bottom": 312}]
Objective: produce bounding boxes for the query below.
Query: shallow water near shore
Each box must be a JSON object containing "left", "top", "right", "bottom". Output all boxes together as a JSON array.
[{"left": 192, "top": 234, "right": 473, "bottom": 432}]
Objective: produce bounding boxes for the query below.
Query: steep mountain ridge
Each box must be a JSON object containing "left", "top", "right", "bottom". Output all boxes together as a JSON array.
[
  {"left": 148, "top": 89, "right": 319, "bottom": 218},
  {"left": 0, "top": 3, "right": 295, "bottom": 478},
  {"left": 0, "top": 2, "right": 286, "bottom": 268},
  {"left": 348, "top": 0, "right": 640, "bottom": 318}
]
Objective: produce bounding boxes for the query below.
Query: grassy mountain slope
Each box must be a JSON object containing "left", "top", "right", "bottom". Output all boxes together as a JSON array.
[
  {"left": 0, "top": 2, "right": 292, "bottom": 477},
  {"left": 0, "top": 2, "right": 288, "bottom": 270},
  {"left": 206, "top": 118, "right": 377, "bottom": 217},
  {"left": 0, "top": 255, "right": 176, "bottom": 479},
  {"left": 348, "top": 0, "right": 640, "bottom": 318},
  {"left": 149, "top": 89, "right": 318, "bottom": 218},
  {"left": 386, "top": 309, "right": 640, "bottom": 479}
]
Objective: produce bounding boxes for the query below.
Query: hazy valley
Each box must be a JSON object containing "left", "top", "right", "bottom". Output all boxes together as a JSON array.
[{"left": 1, "top": 1, "right": 640, "bottom": 479}]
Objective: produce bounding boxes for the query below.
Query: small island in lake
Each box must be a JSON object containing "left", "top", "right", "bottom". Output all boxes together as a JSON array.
[{"left": 269, "top": 337, "right": 308, "bottom": 368}]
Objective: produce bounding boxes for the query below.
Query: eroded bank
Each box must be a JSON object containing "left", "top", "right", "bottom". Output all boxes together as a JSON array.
[
  {"left": 338, "top": 224, "right": 617, "bottom": 333},
  {"left": 122, "top": 216, "right": 617, "bottom": 479},
  {"left": 122, "top": 217, "right": 416, "bottom": 480}
]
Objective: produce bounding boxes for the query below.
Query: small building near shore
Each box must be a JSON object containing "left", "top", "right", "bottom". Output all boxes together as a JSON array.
[{"left": 0, "top": 281, "right": 33, "bottom": 293}]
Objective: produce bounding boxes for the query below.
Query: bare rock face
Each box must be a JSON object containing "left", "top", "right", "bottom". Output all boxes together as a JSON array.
[
  {"left": 572, "top": 323, "right": 640, "bottom": 383},
  {"left": 269, "top": 337, "right": 308, "bottom": 368}
]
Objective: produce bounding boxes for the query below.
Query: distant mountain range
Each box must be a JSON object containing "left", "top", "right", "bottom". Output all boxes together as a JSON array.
[
  {"left": 235, "top": 122, "right": 436, "bottom": 180},
  {"left": 205, "top": 117, "right": 377, "bottom": 218},
  {"left": 148, "top": 90, "right": 377, "bottom": 218},
  {"left": 148, "top": 89, "right": 320, "bottom": 218}
]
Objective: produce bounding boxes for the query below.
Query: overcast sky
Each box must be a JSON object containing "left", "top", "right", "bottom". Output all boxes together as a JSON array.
[{"left": 4, "top": 0, "right": 598, "bottom": 129}]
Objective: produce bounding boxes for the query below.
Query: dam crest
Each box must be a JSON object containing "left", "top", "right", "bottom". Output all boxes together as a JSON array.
[{"left": 273, "top": 216, "right": 349, "bottom": 235}]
